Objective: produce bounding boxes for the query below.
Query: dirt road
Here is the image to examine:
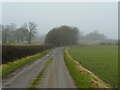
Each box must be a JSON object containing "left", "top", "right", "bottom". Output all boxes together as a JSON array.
[{"left": 2, "top": 47, "right": 76, "bottom": 88}]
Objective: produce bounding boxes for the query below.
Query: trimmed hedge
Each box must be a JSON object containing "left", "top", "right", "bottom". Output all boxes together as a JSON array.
[{"left": 2, "top": 45, "right": 53, "bottom": 64}]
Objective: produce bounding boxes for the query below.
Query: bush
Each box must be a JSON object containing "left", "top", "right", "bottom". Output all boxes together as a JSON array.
[{"left": 2, "top": 45, "right": 53, "bottom": 64}]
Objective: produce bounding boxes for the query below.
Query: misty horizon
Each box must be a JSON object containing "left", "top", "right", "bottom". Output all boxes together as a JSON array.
[{"left": 1, "top": 2, "right": 118, "bottom": 39}]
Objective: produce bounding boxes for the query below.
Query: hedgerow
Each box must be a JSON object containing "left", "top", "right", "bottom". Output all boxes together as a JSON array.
[{"left": 2, "top": 45, "right": 53, "bottom": 64}]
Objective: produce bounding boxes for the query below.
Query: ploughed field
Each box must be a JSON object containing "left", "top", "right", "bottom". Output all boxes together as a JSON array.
[{"left": 69, "top": 46, "right": 118, "bottom": 88}]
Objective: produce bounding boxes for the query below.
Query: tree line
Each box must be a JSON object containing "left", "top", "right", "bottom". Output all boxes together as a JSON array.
[
  {"left": 79, "top": 31, "right": 107, "bottom": 41},
  {"left": 45, "top": 25, "right": 107, "bottom": 46},
  {"left": 1, "top": 22, "right": 37, "bottom": 44},
  {"left": 1, "top": 23, "right": 107, "bottom": 45}
]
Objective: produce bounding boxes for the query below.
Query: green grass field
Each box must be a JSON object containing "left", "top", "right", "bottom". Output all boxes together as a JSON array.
[{"left": 69, "top": 46, "right": 118, "bottom": 88}]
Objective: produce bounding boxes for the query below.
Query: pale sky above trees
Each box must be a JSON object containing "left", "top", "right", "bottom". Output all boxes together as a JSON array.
[{"left": 1, "top": 2, "right": 118, "bottom": 39}]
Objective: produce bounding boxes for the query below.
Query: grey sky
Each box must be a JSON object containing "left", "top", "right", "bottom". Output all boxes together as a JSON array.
[{"left": 2, "top": 2, "right": 118, "bottom": 39}]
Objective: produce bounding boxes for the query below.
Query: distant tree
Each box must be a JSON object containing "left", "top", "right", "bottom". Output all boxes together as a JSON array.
[
  {"left": 28, "top": 22, "right": 37, "bottom": 44},
  {"left": 2, "top": 23, "right": 17, "bottom": 44},
  {"left": 2, "top": 25, "right": 11, "bottom": 44},
  {"left": 79, "top": 31, "right": 85, "bottom": 40},
  {"left": 8, "top": 23, "right": 17, "bottom": 43},
  {"left": 0, "top": 25, "right": 2, "bottom": 43},
  {"left": 34, "top": 33, "right": 46, "bottom": 44},
  {"left": 2, "top": 22, "right": 37, "bottom": 44},
  {"left": 85, "top": 31, "right": 107, "bottom": 40},
  {"left": 45, "top": 25, "right": 80, "bottom": 46},
  {"left": 15, "top": 27, "right": 29, "bottom": 43}
]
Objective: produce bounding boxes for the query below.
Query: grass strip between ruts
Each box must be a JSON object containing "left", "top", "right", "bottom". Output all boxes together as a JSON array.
[{"left": 28, "top": 57, "right": 54, "bottom": 89}]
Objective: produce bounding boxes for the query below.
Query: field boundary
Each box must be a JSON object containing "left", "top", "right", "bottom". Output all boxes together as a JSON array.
[{"left": 64, "top": 47, "right": 109, "bottom": 88}]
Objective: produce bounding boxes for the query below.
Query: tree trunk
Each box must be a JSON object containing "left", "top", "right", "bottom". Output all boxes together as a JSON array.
[
  {"left": 3, "top": 33, "right": 7, "bottom": 44},
  {"left": 28, "top": 31, "right": 32, "bottom": 44}
]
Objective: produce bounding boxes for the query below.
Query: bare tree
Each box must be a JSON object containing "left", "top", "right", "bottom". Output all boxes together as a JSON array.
[
  {"left": 28, "top": 22, "right": 37, "bottom": 44},
  {"left": 2, "top": 22, "right": 37, "bottom": 44}
]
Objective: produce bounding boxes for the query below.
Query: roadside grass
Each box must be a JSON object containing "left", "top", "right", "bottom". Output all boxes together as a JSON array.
[
  {"left": 0, "top": 49, "right": 52, "bottom": 78},
  {"left": 68, "top": 46, "right": 118, "bottom": 88},
  {"left": 28, "top": 57, "right": 54, "bottom": 89},
  {"left": 64, "top": 48, "right": 108, "bottom": 88}
]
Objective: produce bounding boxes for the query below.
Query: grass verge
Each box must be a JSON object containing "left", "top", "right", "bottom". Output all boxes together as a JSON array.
[
  {"left": 28, "top": 57, "right": 54, "bottom": 89},
  {"left": 64, "top": 48, "right": 109, "bottom": 88},
  {"left": 1, "top": 49, "right": 52, "bottom": 78}
]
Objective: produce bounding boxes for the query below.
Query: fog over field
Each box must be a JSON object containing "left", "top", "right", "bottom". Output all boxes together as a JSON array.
[
  {"left": 1, "top": 2, "right": 118, "bottom": 89},
  {"left": 1, "top": 2, "right": 118, "bottom": 39}
]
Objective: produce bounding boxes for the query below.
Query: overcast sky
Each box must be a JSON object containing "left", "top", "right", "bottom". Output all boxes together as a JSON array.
[{"left": 2, "top": 2, "right": 118, "bottom": 39}]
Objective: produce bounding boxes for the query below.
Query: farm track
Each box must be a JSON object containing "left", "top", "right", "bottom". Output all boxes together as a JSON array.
[{"left": 2, "top": 47, "right": 76, "bottom": 88}]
